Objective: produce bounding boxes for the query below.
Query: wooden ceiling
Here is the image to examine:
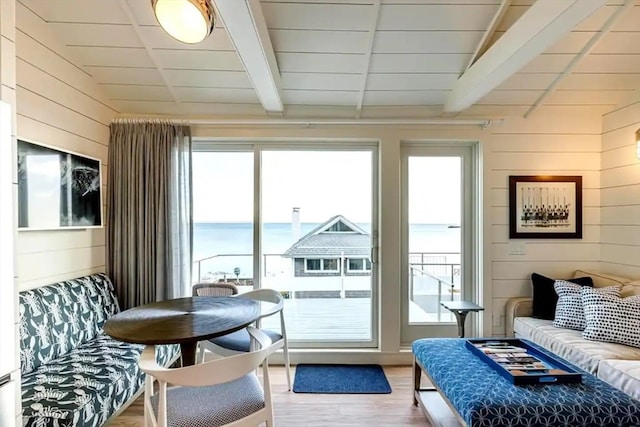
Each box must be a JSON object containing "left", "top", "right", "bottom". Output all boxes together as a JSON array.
[{"left": 18, "top": 0, "right": 640, "bottom": 118}]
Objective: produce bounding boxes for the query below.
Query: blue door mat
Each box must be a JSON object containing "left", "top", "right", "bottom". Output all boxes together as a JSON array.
[{"left": 292, "top": 364, "right": 392, "bottom": 394}]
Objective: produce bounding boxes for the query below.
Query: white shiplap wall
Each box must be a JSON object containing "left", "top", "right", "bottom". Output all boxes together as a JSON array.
[
  {"left": 600, "top": 95, "right": 640, "bottom": 279},
  {"left": 487, "top": 110, "right": 603, "bottom": 336},
  {"left": 0, "top": 0, "right": 20, "bottom": 423},
  {"left": 15, "top": 2, "right": 117, "bottom": 291}
]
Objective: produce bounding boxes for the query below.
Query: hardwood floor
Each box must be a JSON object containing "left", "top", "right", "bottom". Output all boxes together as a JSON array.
[{"left": 109, "top": 366, "right": 432, "bottom": 427}]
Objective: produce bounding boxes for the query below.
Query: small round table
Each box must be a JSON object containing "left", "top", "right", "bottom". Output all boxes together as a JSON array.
[{"left": 104, "top": 296, "right": 261, "bottom": 366}]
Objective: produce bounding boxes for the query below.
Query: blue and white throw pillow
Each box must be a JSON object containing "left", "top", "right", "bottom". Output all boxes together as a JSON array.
[
  {"left": 553, "top": 281, "right": 621, "bottom": 331},
  {"left": 582, "top": 287, "right": 640, "bottom": 348}
]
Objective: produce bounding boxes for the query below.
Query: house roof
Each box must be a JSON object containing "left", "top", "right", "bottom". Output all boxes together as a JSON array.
[
  {"left": 21, "top": 1, "right": 640, "bottom": 119},
  {"left": 283, "top": 215, "right": 371, "bottom": 258}
]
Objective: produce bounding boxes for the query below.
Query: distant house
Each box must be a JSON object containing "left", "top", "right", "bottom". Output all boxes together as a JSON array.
[{"left": 283, "top": 215, "right": 371, "bottom": 277}]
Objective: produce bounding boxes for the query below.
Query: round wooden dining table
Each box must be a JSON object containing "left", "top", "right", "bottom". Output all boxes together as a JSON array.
[{"left": 104, "top": 296, "right": 261, "bottom": 366}]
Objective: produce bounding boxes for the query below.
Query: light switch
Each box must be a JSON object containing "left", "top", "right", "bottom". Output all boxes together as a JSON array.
[{"left": 508, "top": 241, "right": 526, "bottom": 255}]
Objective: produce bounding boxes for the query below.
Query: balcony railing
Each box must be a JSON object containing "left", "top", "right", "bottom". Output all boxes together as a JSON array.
[{"left": 193, "top": 252, "right": 460, "bottom": 299}]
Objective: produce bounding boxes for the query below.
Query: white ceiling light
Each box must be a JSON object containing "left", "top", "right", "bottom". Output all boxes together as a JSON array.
[{"left": 152, "top": 0, "right": 215, "bottom": 44}]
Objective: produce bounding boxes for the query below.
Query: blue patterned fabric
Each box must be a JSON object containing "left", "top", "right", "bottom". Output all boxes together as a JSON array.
[
  {"left": 412, "top": 338, "right": 640, "bottom": 427},
  {"left": 19, "top": 273, "right": 180, "bottom": 427},
  {"left": 19, "top": 273, "right": 120, "bottom": 375}
]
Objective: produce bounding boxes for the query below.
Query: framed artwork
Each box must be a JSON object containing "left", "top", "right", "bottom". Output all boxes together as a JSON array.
[
  {"left": 509, "top": 175, "right": 582, "bottom": 239},
  {"left": 17, "top": 139, "right": 103, "bottom": 230}
]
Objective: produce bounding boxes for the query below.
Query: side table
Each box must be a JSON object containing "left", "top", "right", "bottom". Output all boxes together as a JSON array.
[{"left": 440, "top": 300, "right": 484, "bottom": 338}]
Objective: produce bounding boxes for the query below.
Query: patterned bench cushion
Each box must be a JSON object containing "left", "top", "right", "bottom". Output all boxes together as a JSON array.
[
  {"left": 413, "top": 338, "right": 640, "bottom": 427},
  {"left": 19, "top": 273, "right": 120, "bottom": 375},
  {"left": 22, "top": 334, "right": 178, "bottom": 427}
]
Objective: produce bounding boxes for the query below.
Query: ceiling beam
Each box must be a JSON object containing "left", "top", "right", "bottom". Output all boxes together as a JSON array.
[
  {"left": 464, "top": 0, "right": 511, "bottom": 71},
  {"left": 524, "top": 0, "right": 635, "bottom": 118},
  {"left": 214, "top": 0, "right": 284, "bottom": 114},
  {"left": 355, "top": 0, "right": 381, "bottom": 118},
  {"left": 444, "top": 0, "right": 608, "bottom": 113}
]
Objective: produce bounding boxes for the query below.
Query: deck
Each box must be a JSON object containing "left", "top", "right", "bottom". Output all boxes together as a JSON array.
[{"left": 260, "top": 297, "right": 455, "bottom": 342}]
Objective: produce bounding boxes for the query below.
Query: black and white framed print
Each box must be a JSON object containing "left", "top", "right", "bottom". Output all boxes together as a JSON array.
[
  {"left": 509, "top": 175, "right": 582, "bottom": 239},
  {"left": 17, "top": 139, "right": 103, "bottom": 230}
]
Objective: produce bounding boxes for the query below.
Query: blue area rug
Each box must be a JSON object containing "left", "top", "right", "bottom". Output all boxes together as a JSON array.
[{"left": 293, "top": 364, "right": 392, "bottom": 394}]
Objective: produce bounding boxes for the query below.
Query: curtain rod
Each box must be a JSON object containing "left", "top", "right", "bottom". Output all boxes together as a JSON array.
[{"left": 186, "top": 118, "right": 499, "bottom": 128}]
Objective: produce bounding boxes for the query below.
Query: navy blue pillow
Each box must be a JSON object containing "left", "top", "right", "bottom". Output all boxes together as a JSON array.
[{"left": 531, "top": 273, "right": 593, "bottom": 320}]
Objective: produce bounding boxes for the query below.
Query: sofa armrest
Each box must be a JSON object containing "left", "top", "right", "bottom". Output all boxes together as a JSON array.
[{"left": 505, "top": 297, "right": 533, "bottom": 337}]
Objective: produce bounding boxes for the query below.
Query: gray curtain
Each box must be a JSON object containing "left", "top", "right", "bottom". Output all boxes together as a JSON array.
[{"left": 107, "top": 120, "right": 192, "bottom": 309}]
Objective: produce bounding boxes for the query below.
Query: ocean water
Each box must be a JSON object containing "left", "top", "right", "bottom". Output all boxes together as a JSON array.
[{"left": 193, "top": 222, "right": 460, "bottom": 280}]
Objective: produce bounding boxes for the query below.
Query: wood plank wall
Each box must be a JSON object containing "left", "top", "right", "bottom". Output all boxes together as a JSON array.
[
  {"left": 601, "top": 95, "right": 640, "bottom": 278},
  {"left": 486, "top": 110, "right": 603, "bottom": 335},
  {"left": 14, "top": 2, "right": 117, "bottom": 291},
  {"left": 0, "top": 0, "right": 20, "bottom": 423}
]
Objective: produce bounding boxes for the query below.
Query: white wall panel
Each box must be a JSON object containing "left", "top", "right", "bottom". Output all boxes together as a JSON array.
[
  {"left": 153, "top": 50, "right": 245, "bottom": 71},
  {"left": 16, "top": 59, "right": 115, "bottom": 125},
  {"left": 600, "top": 94, "right": 640, "bottom": 276},
  {"left": 163, "top": 70, "right": 252, "bottom": 88},
  {"left": 369, "top": 53, "right": 467, "bottom": 73},
  {"left": 174, "top": 87, "right": 259, "bottom": 104},
  {"left": 17, "top": 87, "right": 109, "bottom": 143},
  {"left": 16, "top": 115, "right": 107, "bottom": 163},
  {"left": 277, "top": 52, "right": 365, "bottom": 74},
  {"left": 366, "top": 73, "right": 459, "bottom": 91},
  {"left": 262, "top": 3, "right": 372, "bottom": 31},
  {"left": 16, "top": 246, "right": 106, "bottom": 286},
  {"left": 363, "top": 90, "right": 448, "bottom": 106},
  {"left": 377, "top": 4, "right": 498, "bottom": 31},
  {"left": 84, "top": 66, "right": 165, "bottom": 86},
  {"left": 270, "top": 29, "right": 367, "bottom": 54},
  {"left": 601, "top": 225, "right": 640, "bottom": 246},
  {"left": 559, "top": 74, "right": 640, "bottom": 91},
  {"left": 373, "top": 31, "right": 482, "bottom": 54},
  {"left": 66, "top": 46, "right": 154, "bottom": 68},
  {"left": 602, "top": 99, "right": 640, "bottom": 133},
  {"left": 100, "top": 84, "right": 173, "bottom": 102},
  {"left": 282, "top": 90, "right": 358, "bottom": 106},
  {"left": 281, "top": 73, "right": 362, "bottom": 91},
  {"left": 15, "top": 1, "right": 115, "bottom": 292},
  {"left": 47, "top": 22, "right": 143, "bottom": 48}
]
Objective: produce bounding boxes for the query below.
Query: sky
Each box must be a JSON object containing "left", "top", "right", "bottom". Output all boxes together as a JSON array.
[{"left": 192, "top": 151, "right": 461, "bottom": 224}]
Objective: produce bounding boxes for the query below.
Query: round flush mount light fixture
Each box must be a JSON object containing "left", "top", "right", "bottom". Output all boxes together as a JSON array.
[{"left": 152, "top": 0, "right": 215, "bottom": 44}]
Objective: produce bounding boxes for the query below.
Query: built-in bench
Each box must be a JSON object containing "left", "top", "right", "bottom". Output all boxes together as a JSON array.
[{"left": 19, "top": 273, "right": 179, "bottom": 427}]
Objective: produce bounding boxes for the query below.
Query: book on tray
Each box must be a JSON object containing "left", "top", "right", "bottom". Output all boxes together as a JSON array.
[{"left": 472, "top": 341, "right": 567, "bottom": 376}]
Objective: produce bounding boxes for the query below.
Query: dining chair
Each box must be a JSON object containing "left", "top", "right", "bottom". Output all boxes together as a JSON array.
[
  {"left": 139, "top": 327, "right": 275, "bottom": 427},
  {"left": 199, "top": 288, "right": 292, "bottom": 391},
  {"left": 192, "top": 282, "right": 239, "bottom": 296}
]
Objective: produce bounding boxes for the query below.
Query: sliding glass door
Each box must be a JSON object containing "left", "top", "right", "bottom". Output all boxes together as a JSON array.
[
  {"left": 193, "top": 144, "right": 378, "bottom": 348},
  {"left": 400, "top": 144, "right": 477, "bottom": 343}
]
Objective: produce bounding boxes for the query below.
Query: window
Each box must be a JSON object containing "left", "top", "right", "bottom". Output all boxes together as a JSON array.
[
  {"left": 305, "top": 259, "right": 321, "bottom": 271},
  {"left": 348, "top": 258, "right": 372, "bottom": 272},
  {"left": 326, "top": 221, "right": 354, "bottom": 232},
  {"left": 305, "top": 258, "right": 339, "bottom": 272}
]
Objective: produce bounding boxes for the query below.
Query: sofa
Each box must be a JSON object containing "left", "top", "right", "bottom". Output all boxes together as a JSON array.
[
  {"left": 19, "top": 273, "right": 179, "bottom": 427},
  {"left": 506, "top": 269, "right": 640, "bottom": 401}
]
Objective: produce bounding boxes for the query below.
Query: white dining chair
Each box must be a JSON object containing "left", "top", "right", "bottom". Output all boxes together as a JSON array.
[
  {"left": 198, "top": 288, "right": 292, "bottom": 391},
  {"left": 139, "top": 327, "right": 275, "bottom": 427}
]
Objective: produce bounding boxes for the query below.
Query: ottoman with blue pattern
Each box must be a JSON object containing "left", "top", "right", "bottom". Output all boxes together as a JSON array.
[{"left": 412, "top": 338, "right": 640, "bottom": 427}]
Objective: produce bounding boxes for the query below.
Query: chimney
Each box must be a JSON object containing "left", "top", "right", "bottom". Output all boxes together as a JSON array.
[{"left": 292, "top": 207, "right": 301, "bottom": 240}]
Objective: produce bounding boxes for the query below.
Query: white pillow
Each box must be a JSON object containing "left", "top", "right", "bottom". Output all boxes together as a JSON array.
[
  {"left": 553, "top": 280, "right": 620, "bottom": 331},
  {"left": 582, "top": 287, "right": 640, "bottom": 348}
]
